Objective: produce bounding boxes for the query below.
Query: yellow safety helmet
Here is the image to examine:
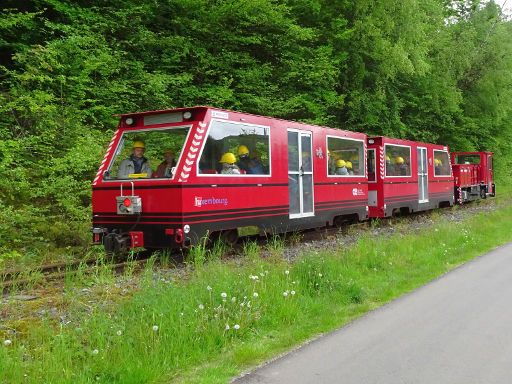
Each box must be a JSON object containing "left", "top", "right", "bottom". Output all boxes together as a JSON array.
[
  {"left": 395, "top": 156, "right": 404, "bottom": 165},
  {"left": 238, "top": 145, "right": 249, "bottom": 156},
  {"left": 220, "top": 152, "right": 236, "bottom": 164},
  {"left": 336, "top": 159, "right": 346, "bottom": 168},
  {"left": 133, "top": 140, "right": 145, "bottom": 149},
  {"left": 434, "top": 158, "right": 442, "bottom": 166},
  {"left": 346, "top": 161, "right": 353, "bottom": 169}
]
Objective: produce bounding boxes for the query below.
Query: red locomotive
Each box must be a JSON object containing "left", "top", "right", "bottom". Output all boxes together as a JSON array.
[
  {"left": 91, "top": 106, "right": 494, "bottom": 253},
  {"left": 451, "top": 151, "right": 495, "bottom": 203}
]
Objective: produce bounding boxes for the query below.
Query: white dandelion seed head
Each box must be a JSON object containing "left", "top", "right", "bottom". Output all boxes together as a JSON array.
[
  {"left": 225, "top": 324, "right": 230, "bottom": 330},
  {"left": 318, "top": 273, "right": 323, "bottom": 277},
  {"left": 253, "top": 292, "right": 259, "bottom": 298},
  {"left": 285, "top": 270, "right": 290, "bottom": 275},
  {"left": 198, "top": 304, "right": 205, "bottom": 310},
  {"left": 234, "top": 324, "right": 240, "bottom": 330},
  {"left": 3, "top": 340, "right": 12, "bottom": 346},
  {"left": 207, "top": 285, "right": 213, "bottom": 291},
  {"left": 291, "top": 290, "right": 296, "bottom": 295},
  {"left": 283, "top": 291, "right": 289, "bottom": 297},
  {"left": 221, "top": 292, "right": 227, "bottom": 298},
  {"left": 92, "top": 349, "right": 99, "bottom": 355},
  {"left": 180, "top": 312, "right": 184, "bottom": 316},
  {"left": 152, "top": 325, "right": 159, "bottom": 332},
  {"left": 116, "top": 330, "right": 122, "bottom": 336}
]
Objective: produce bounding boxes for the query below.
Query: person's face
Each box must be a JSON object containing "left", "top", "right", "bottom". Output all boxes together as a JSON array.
[
  {"left": 133, "top": 147, "right": 144, "bottom": 158},
  {"left": 164, "top": 152, "right": 175, "bottom": 163}
]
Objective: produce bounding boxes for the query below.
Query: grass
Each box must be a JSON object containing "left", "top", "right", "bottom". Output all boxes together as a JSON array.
[{"left": 2, "top": 191, "right": 512, "bottom": 383}]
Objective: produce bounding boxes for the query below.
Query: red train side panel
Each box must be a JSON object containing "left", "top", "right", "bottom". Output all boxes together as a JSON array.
[{"left": 367, "top": 136, "right": 454, "bottom": 218}]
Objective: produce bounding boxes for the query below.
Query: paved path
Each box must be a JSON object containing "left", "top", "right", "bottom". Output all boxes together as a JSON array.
[{"left": 234, "top": 243, "right": 512, "bottom": 384}]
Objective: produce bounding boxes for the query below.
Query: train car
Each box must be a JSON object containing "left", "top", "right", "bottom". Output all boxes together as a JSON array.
[
  {"left": 91, "top": 106, "right": 369, "bottom": 253},
  {"left": 366, "top": 136, "right": 454, "bottom": 218},
  {"left": 451, "top": 151, "right": 495, "bottom": 203}
]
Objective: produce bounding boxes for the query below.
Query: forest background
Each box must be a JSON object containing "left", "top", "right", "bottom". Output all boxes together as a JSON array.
[{"left": 0, "top": 0, "right": 511, "bottom": 257}]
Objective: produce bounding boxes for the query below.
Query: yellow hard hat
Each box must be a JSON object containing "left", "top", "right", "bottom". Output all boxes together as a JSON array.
[
  {"left": 336, "top": 159, "right": 346, "bottom": 168},
  {"left": 346, "top": 161, "right": 353, "bottom": 169},
  {"left": 434, "top": 158, "right": 442, "bottom": 166},
  {"left": 238, "top": 145, "right": 249, "bottom": 156},
  {"left": 395, "top": 156, "right": 404, "bottom": 165},
  {"left": 133, "top": 140, "right": 145, "bottom": 149},
  {"left": 220, "top": 152, "right": 236, "bottom": 164}
]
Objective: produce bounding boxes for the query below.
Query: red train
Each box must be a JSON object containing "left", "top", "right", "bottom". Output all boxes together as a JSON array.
[{"left": 91, "top": 107, "right": 494, "bottom": 253}]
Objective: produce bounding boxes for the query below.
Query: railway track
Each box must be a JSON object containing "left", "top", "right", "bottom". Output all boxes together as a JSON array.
[{"left": 1, "top": 257, "right": 152, "bottom": 293}]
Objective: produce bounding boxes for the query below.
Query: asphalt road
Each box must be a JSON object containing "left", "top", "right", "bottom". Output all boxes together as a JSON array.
[{"left": 233, "top": 242, "right": 512, "bottom": 384}]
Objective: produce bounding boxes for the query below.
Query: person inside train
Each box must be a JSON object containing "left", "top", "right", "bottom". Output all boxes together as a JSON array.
[
  {"left": 394, "top": 156, "right": 409, "bottom": 176},
  {"left": 434, "top": 158, "right": 442, "bottom": 175},
  {"left": 118, "top": 140, "right": 151, "bottom": 178},
  {"left": 220, "top": 152, "right": 241, "bottom": 174},
  {"left": 237, "top": 145, "right": 264, "bottom": 174},
  {"left": 335, "top": 159, "right": 349, "bottom": 175},
  {"left": 154, "top": 149, "right": 177, "bottom": 178},
  {"left": 346, "top": 161, "right": 354, "bottom": 175},
  {"left": 385, "top": 155, "right": 394, "bottom": 176}
]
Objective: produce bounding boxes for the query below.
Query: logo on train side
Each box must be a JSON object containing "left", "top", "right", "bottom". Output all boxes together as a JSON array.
[
  {"left": 194, "top": 196, "right": 229, "bottom": 207},
  {"left": 352, "top": 188, "right": 365, "bottom": 196}
]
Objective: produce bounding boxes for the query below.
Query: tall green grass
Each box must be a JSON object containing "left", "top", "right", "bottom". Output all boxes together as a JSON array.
[{"left": 1, "top": 196, "right": 512, "bottom": 383}]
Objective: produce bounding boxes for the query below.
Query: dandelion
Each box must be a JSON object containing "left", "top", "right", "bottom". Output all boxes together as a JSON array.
[
  {"left": 116, "top": 330, "right": 122, "bottom": 336},
  {"left": 225, "top": 324, "right": 230, "bottom": 330},
  {"left": 233, "top": 324, "right": 240, "bottom": 330},
  {"left": 285, "top": 270, "right": 290, "bottom": 275},
  {"left": 318, "top": 273, "right": 323, "bottom": 277},
  {"left": 249, "top": 275, "right": 259, "bottom": 280},
  {"left": 198, "top": 304, "right": 205, "bottom": 310},
  {"left": 291, "top": 290, "right": 296, "bottom": 295},
  {"left": 221, "top": 292, "right": 227, "bottom": 299},
  {"left": 92, "top": 349, "right": 99, "bottom": 355},
  {"left": 207, "top": 285, "right": 212, "bottom": 291},
  {"left": 283, "top": 291, "right": 289, "bottom": 297},
  {"left": 152, "top": 325, "right": 159, "bottom": 332},
  {"left": 253, "top": 292, "right": 259, "bottom": 298},
  {"left": 3, "top": 340, "right": 12, "bottom": 347},
  {"left": 247, "top": 302, "right": 251, "bottom": 308},
  {"left": 180, "top": 312, "right": 184, "bottom": 316}
]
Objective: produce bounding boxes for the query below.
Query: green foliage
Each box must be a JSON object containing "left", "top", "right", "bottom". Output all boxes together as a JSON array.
[{"left": 1, "top": 0, "right": 512, "bottom": 252}]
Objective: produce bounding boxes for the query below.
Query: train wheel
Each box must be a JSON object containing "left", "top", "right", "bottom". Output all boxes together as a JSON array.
[
  {"left": 480, "top": 186, "right": 487, "bottom": 199},
  {"left": 220, "top": 229, "right": 239, "bottom": 246}
]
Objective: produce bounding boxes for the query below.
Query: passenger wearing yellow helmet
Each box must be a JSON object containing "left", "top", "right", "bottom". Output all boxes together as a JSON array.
[
  {"left": 394, "top": 156, "right": 409, "bottom": 176},
  {"left": 346, "top": 160, "right": 354, "bottom": 175},
  {"left": 220, "top": 152, "right": 241, "bottom": 175},
  {"left": 237, "top": 145, "right": 264, "bottom": 174},
  {"left": 335, "top": 159, "right": 349, "bottom": 175},
  {"left": 118, "top": 140, "right": 151, "bottom": 179},
  {"left": 434, "top": 158, "right": 442, "bottom": 175}
]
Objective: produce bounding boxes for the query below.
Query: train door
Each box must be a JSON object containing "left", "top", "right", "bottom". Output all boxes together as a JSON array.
[
  {"left": 417, "top": 147, "right": 428, "bottom": 203},
  {"left": 288, "top": 130, "right": 314, "bottom": 218}
]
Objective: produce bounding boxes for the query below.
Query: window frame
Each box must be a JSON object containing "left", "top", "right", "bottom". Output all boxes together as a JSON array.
[
  {"left": 433, "top": 149, "right": 452, "bottom": 177},
  {"left": 104, "top": 124, "right": 193, "bottom": 182},
  {"left": 196, "top": 118, "right": 272, "bottom": 178},
  {"left": 384, "top": 144, "right": 412, "bottom": 178},
  {"left": 326, "top": 135, "right": 366, "bottom": 178}
]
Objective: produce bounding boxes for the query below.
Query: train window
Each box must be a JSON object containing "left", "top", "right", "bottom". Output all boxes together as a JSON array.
[
  {"left": 106, "top": 127, "right": 190, "bottom": 180},
  {"left": 433, "top": 150, "right": 451, "bottom": 176},
  {"left": 368, "top": 149, "right": 376, "bottom": 181},
  {"left": 385, "top": 145, "right": 411, "bottom": 177},
  {"left": 454, "top": 154, "right": 480, "bottom": 165},
  {"left": 327, "top": 136, "right": 365, "bottom": 176},
  {"left": 198, "top": 120, "right": 270, "bottom": 176}
]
